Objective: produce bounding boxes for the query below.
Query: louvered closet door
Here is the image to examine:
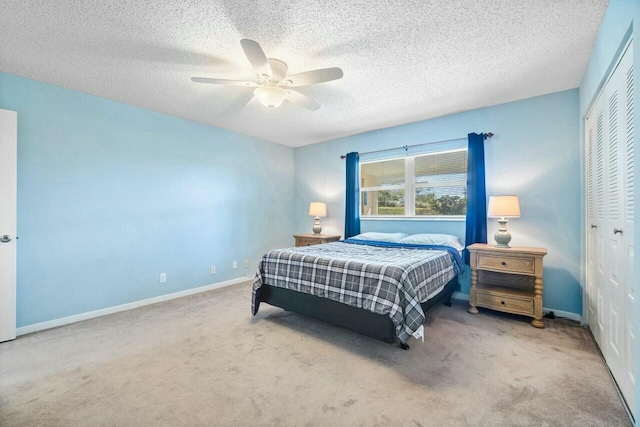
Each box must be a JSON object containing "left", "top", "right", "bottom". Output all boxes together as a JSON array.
[
  {"left": 618, "top": 43, "right": 635, "bottom": 414},
  {"left": 596, "top": 107, "right": 609, "bottom": 353},
  {"left": 607, "top": 43, "right": 635, "bottom": 413},
  {"left": 586, "top": 104, "right": 603, "bottom": 346},
  {"left": 586, "top": 41, "right": 634, "bottom": 416},
  {"left": 605, "top": 59, "right": 625, "bottom": 388},
  {"left": 588, "top": 100, "right": 609, "bottom": 354},
  {"left": 586, "top": 118, "right": 595, "bottom": 327}
]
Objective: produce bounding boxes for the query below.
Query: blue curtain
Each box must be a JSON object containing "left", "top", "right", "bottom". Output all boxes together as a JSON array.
[
  {"left": 464, "top": 133, "right": 487, "bottom": 264},
  {"left": 344, "top": 152, "right": 361, "bottom": 238}
]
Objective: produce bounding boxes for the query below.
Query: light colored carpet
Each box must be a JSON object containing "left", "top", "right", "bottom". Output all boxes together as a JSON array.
[{"left": 0, "top": 281, "right": 630, "bottom": 426}]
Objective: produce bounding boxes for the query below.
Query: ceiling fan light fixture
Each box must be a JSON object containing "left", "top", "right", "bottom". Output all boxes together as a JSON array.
[{"left": 254, "top": 86, "right": 288, "bottom": 109}]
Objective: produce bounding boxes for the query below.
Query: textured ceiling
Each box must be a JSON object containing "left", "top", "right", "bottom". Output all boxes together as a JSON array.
[{"left": 1, "top": 1, "right": 608, "bottom": 147}]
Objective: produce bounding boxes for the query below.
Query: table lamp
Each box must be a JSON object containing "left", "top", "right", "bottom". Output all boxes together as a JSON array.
[
  {"left": 308, "top": 202, "right": 327, "bottom": 235},
  {"left": 487, "top": 196, "right": 521, "bottom": 248}
]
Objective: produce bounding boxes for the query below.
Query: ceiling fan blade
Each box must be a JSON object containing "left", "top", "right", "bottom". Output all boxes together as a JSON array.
[
  {"left": 219, "top": 91, "right": 256, "bottom": 119},
  {"left": 286, "top": 90, "right": 320, "bottom": 111},
  {"left": 240, "top": 39, "right": 272, "bottom": 78},
  {"left": 285, "top": 67, "right": 343, "bottom": 87},
  {"left": 191, "top": 77, "right": 257, "bottom": 87}
]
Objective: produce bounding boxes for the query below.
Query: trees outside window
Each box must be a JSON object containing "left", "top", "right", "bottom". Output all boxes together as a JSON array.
[{"left": 360, "top": 149, "right": 467, "bottom": 218}]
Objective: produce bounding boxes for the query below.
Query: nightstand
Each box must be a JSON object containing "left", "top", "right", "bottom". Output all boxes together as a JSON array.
[
  {"left": 293, "top": 234, "right": 341, "bottom": 247},
  {"left": 467, "top": 243, "right": 547, "bottom": 328}
]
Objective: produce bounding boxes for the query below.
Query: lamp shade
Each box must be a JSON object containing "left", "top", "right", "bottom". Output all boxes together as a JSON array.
[
  {"left": 487, "top": 196, "right": 521, "bottom": 218},
  {"left": 308, "top": 202, "right": 327, "bottom": 217},
  {"left": 253, "top": 86, "right": 288, "bottom": 108}
]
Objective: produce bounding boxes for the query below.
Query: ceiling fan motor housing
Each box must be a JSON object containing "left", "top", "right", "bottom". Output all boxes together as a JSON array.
[{"left": 266, "top": 59, "right": 288, "bottom": 83}]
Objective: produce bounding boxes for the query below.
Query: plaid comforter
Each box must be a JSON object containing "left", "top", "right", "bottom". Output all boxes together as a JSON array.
[{"left": 252, "top": 239, "right": 463, "bottom": 343}]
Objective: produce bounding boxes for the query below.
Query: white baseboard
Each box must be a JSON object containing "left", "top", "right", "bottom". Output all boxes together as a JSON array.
[
  {"left": 452, "top": 292, "right": 583, "bottom": 322},
  {"left": 17, "top": 280, "right": 583, "bottom": 336},
  {"left": 16, "top": 277, "right": 250, "bottom": 336}
]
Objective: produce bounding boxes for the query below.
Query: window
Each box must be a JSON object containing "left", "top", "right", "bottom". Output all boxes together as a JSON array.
[{"left": 360, "top": 149, "right": 468, "bottom": 218}]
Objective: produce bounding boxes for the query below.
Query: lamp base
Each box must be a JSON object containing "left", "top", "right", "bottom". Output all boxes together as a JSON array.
[
  {"left": 312, "top": 217, "right": 322, "bottom": 235},
  {"left": 494, "top": 219, "right": 512, "bottom": 248}
]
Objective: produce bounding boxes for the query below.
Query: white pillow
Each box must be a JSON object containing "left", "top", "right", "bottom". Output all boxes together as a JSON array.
[
  {"left": 399, "top": 234, "right": 464, "bottom": 250},
  {"left": 351, "top": 232, "right": 408, "bottom": 242}
]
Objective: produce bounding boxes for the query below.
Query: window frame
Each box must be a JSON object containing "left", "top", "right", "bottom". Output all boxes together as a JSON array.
[{"left": 359, "top": 148, "right": 468, "bottom": 220}]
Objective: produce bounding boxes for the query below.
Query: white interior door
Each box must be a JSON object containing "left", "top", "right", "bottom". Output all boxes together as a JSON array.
[
  {"left": 605, "top": 64, "right": 624, "bottom": 384},
  {"left": 585, "top": 41, "right": 634, "bottom": 415},
  {"left": 585, "top": 112, "right": 599, "bottom": 344},
  {"left": 587, "top": 103, "right": 608, "bottom": 353},
  {"left": 0, "top": 109, "right": 17, "bottom": 343},
  {"left": 605, "top": 42, "right": 635, "bottom": 414},
  {"left": 618, "top": 42, "right": 635, "bottom": 415}
]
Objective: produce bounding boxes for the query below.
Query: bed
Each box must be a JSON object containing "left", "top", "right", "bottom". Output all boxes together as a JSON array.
[{"left": 252, "top": 236, "right": 465, "bottom": 349}]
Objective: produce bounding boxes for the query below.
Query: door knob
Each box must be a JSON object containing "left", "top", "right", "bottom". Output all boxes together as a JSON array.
[
  {"left": 0, "top": 235, "right": 11, "bottom": 243},
  {"left": 590, "top": 224, "right": 597, "bottom": 229},
  {"left": 613, "top": 228, "right": 623, "bottom": 235}
]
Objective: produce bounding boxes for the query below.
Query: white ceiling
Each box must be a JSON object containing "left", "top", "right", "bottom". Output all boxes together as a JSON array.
[{"left": 0, "top": 1, "right": 608, "bottom": 147}]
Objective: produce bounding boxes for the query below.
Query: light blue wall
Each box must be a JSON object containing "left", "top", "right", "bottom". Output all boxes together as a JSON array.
[
  {"left": 0, "top": 72, "right": 294, "bottom": 327},
  {"left": 294, "top": 89, "right": 582, "bottom": 315},
  {"left": 577, "top": 0, "right": 640, "bottom": 420}
]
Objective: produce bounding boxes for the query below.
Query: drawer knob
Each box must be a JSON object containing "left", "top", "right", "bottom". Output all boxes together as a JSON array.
[
  {"left": 501, "top": 301, "right": 506, "bottom": 305},
  {"left": 501, "top": 261, "right": 506, "bottom": 266}
]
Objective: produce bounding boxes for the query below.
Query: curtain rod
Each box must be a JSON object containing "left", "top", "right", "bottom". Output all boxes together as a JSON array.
[{"left": 339, "top": 132, "right": 494, "bottom": 159}]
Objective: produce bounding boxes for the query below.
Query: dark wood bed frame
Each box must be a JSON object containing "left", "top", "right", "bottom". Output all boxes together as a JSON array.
[{"left": 253, "top": 276, "right": 459, "bottom": 349}]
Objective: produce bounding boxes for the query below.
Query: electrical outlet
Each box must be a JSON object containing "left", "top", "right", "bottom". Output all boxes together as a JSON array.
[
  {"left": 244, "top": 259, "right": 249, "bottom": 268},
  {"left": 210, "top": 266, "right": 216, "bottom": 275},
  {"left": 159, "top": 273, "right": 167, "bottom": 283},
  {"left": 232, "top": 261, "right": 237, "bottom": 269}
]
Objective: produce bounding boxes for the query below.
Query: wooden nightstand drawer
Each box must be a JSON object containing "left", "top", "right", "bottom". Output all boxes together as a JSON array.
[
  {"left": 476, "top": 290, "right": 534, "bottom": 316},
  {"left": 296, "top": 238, "right": 318, "bottom": 246},
  {"left": 477, "top": 254, "right": 535, "bottom": 275}
]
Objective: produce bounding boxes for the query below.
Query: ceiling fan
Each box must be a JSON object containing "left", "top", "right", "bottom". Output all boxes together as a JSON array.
[{"left": 191, "top": 39, "right": 343, "bottom": 111}]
